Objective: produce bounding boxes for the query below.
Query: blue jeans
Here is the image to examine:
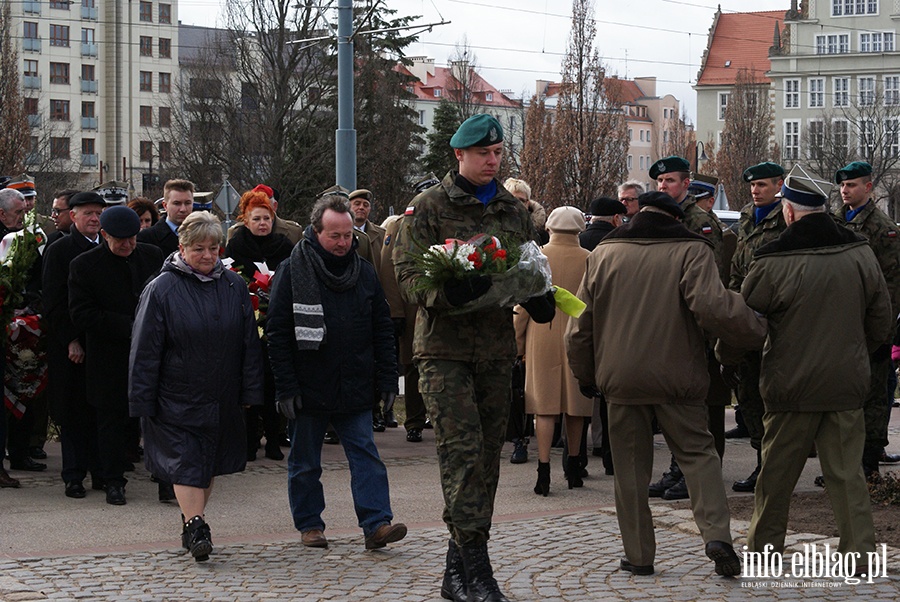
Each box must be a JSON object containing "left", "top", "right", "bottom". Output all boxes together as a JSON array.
[{"left": 288, "top": 410, "right": 393, "bottom": 537}]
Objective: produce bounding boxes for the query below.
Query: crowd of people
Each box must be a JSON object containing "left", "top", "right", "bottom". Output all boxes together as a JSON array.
[{"left": 0, "top": 112, "right": 898, "bottom": 601}]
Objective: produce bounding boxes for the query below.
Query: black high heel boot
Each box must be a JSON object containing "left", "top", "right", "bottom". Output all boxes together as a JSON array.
[
  {"left": 567, "top": 456, "right": 584, "bottom": 489},
  {"left": 534, "top": 462, "right": 550, "bottom": 496}
]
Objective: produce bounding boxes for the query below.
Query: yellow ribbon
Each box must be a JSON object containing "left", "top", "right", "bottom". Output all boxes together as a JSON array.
[{"left": 553, "top": 286, "right": 586, "bottom": 318}]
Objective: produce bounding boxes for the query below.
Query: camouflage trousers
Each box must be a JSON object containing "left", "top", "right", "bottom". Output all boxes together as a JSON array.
[
  {"left": 863, "top": 356, "right": 892, "bottom": 463},
  {"left": 418, "top": 358, "right": 512, "bottom": 545},
  {"left": 736, "top": 352, "right": 765, "bottom": 451}
]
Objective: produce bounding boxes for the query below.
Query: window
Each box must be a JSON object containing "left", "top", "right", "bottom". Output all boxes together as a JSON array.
[
  {"left": 834, "top": 0, "right": 878, "bottom": 14},
  {"left": 834, "top": 78, "right": 850, "bottom": 107},
  {"left": 82, "top": 138, "right": 95, "bottom": 156},
  {"left": 417, "top": 110, "right": 425, "bottom": 126},
  {"left": 139, "top": 1, "right": 152, "bottom": 22},
  {"left": 887, "top": 119, "right": 900, "bottom": 158},
  {"left": 139, "top": 71, "right": 152, "bottom": 92},
  {"left": 139, "top": 105, "right": 152, "bottom": 127},
  {"left": 50, "top": 1, "right": 71, "bottom": 9},
  {"left": 628, "top": 128, "right": 633, "bottom": 140},
  {"left": 140, "top": 36, "right": 152, "bottom": 57},
  {"left": 50, "top": 99, "right": 70, "bottom": 120},
  {"left": 158, "top": 141, "right": 171, "bottom": 163},
  {"left": 627, "top": 155, "right": 633, "bottom": 170},
  {"left": 50, "top": 137, "right": 69, "bottom": 160},
  {"left": 718, "top": 92, "right": 729, "bottom": 120},
  {"left": 49, "top": 62, "right": 69, "bottom": 85},
  {"left": 159, "top": 106, "right": 171, "bottom": 127},
  {"left": 159, "top": 3, "right": 171, "bottom": 24},
  {"left": 886, "top": 76, "right": 900, "bottom": 106},
  {"left": 860, "top": 32, "right": 893, "bottom": 52},
  {"left": 82, "top": 64, "right": 95, "bottom": 82},
  {"left": 159, "top": 38, "right": 171, "bottom": 58},
  {"left": 808, "top": 120, "right": 825, "bottom": 160},
  {"left": 809, "top": 78, "right": 824, "bottom": 108},
  {"left": 816, "top": 33, "right": 850, "bottom": 54},
  {"left": 24, "top": 98, "right": 38, "bottom": 115},
  {"left": 859, "top": 77, "right": 876, "bottom": 106},
  {"left": 82, "top": 101, "right": 95, "bottom": 117},
  {"left": 485, "top": 92, "right": 493, "bottom": 102},
  {"left": 159, "top": 72, "right": 171, "bottom": 93},
  {"left": 140, "top": 141, "right": 153, "bottom": 161},
  {"left": 639, "top": 156, "right": 645, "bottom": 170},
  {"left": 646, "top": 130, "right": 651, "bottom": 144},
  {"left": 859, "top": 120, "right": 876, "bottom": 156},
  {"left": 640, "top": 130, "right": 644, "bottom": 142},
  {"left": 784, "top": 79, "right": 800, "bottom": 108},
  {"left": 783, "top": 120, "right": 800, "bottom": 160},
  {"left": 663, "top": 130, "right": 669, "bottom": 143},
  {"left": 82, "top": 28, "right": 94, "bottom": 43},
  {"left": 24, "top": 60, "right": 39, "bottom": 77},
  {"left": 433, "top": 89, "right": 441, "bottom": 98},
  {"left": 24, "top": 22, "right": 38, "bottom": 39},
  {"left": 50, "top": 24, "right": 70, "bottom": 47},
  {"left": 834, "top": 119, "right": 849, "bottom": 153}
]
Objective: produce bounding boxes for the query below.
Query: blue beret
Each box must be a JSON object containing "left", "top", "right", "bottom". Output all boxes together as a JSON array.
[
  {"left": 649, "top": 156, "right": 691, "bottom": 180},
  {"left": 835, "top": 161, "right": 873, "bottom": 184},
  {"left": 450, "top": 114, "right": 504, "bottom": 149},
  {"left": 100, "top": 205, "right": 141, "bottom": 238},
  {"left": 639, "top": 191, "right": 685, "bottom": 220},
  {"left": 742, "top": 162, "right": 785, "bottom": 182}
]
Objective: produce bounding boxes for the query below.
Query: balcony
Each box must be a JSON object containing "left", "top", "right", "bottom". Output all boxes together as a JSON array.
[
  {"left": 23, "top": 1, "right": 40, "bottom": 15},
  {"left": 81, "top": 6, "right": 98, "bottom": 20},
  {"left": 27, "top": 114, "right": 42, "bottom": 128},
  {"left": 80, "top": 79, "right": 98, "bottom": 93},
  {"left": 23, "top": 38, "right": 41, "bottom": 52},
  {"left": 81, "top": 116, "right": 98, "bottom": 130},
  {"left": 81, "top": 154, "right": 98, "bottom": 167},
  {"left": 23, "top": 75, "right": 41, "bottom": 89},
  {"left": 81, "top": 42, "right": 97, "bottom": 57}
]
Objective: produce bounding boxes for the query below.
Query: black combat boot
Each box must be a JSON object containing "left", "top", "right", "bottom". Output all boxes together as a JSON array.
[
  {"left": 440, "top": 539, "right": 467, "bottom": 602},
  {"left": 732, "top": 449, "right": 761, "bottom": 492},
  {"left": 459, "top": 543, "right": 509, "bottom": 602},
  {"left": 183, "top": 515, "right": 213, "bottom": 562},
  {"left": 648, "top": 455, "right": 682, "bottom": 497}
]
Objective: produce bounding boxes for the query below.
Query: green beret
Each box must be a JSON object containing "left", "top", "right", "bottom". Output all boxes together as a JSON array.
[
  {"left": 835, "top": 161, "right": 873, "bottom": 184},
  {"left": 742, "top": 162, "right": 785, "bottom": 182},
  {"left": 450, "top": 114, "right": 504, "bottom": 149},
  {"left": 649, "top": 156, "right": 691, "bottom": 180}
]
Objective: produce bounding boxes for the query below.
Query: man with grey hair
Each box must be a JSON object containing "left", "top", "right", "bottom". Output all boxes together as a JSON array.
[
  {"left": 266, "top": 195, "right": 406, "bottom": 552},
  {"left": 617, "top": 180, "right": 645, "bottom": 219},
  {"left": 0, "top": 188, "right": 27, "bottom": 234}
]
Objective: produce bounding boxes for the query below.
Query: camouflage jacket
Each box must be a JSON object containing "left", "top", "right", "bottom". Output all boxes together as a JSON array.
[
  {"left": 392, "top": 171, "right": 536, "bottom": 362},
  {"left": 729, "top": 202, "right": 788, "bottom": 292},
  {"left": 835, "top": 201, "right": 900, "bottom": 321},
  {"left": 680, "top": 195, "right": 724, "bottom": 275}
]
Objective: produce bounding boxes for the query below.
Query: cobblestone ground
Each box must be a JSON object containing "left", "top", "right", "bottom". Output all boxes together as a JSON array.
[{"left": 1, "top": 506, "right": 898, "bottom": 601}]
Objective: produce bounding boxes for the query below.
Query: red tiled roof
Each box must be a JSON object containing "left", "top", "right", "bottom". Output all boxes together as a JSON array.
[
  {"left": 696, "top": 10, "right": 785, "bottom": 87},
  {"left": 396, "top": 64, "right": 519, "bottom": 108}
]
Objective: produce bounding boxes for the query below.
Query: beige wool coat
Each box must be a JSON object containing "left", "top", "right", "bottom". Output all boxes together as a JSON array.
[{"left": 515, "top": 232, "right": 591, "bottom": 417}]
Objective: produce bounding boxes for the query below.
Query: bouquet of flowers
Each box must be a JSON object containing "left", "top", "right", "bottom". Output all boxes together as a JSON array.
[
  {"left": 410, "top": 233, "right": 552, "bottom": 314},
  {"left": 0, "top": 210, "right": 46, "bottom": 331},
  {"left": 224, "top": 258, "right": 274, "bottom": 338},
  {"left": 4, "top": 312, "right": 47, "bottom": 419}
]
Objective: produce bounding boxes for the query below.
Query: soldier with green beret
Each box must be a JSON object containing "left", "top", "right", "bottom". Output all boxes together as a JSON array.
[
  {"left": 725, "top": 161, "right": 787, "bottom": 494},
  {"left": 393, "top": 114, "right": 554, "bottom": 602},
  {"left": 833, "top": 161, "right": 900, "bottom": 479}
]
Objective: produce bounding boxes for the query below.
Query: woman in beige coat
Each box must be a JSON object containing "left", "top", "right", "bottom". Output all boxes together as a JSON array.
[{"left": 514, "top": 206, "right": 591, "bottom": 495}]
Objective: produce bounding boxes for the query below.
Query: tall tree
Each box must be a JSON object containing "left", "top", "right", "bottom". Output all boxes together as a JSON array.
[
  {"left": 446, "top": 38, "right": 483, "bottom": 122},
  {"left": 520, "top": 94, "right": 557, "bottom": 202},
  {"left": 422, "top": 99, "right": 461, "bottom": 177},
  {"left": 0, "top": 2, "right": 28, "bottom": 175}
]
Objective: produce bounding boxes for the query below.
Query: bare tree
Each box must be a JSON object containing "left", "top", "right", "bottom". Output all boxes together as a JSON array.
[
  {"left": 0, "top": 2, "right": 28, "bottom": 175},
  {"left": 657, "top": 107, "right": 693, "bottom": 160},
  {"left": 520, "top": 93, "right": 558, "bottom": 203},
  {"left": 446, "top": 37, "right": 484, "bottom": 122}
]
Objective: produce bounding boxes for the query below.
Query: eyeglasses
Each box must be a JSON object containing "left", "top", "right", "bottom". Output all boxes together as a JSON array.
[
  {"left": 50, "top": 207, "right": 67, "bottom": 215},
  {"left": 619, "top": 197, "right": 639, "bottom": 203}
]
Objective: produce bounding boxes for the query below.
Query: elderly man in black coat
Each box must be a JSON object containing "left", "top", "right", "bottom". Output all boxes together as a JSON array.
[{"left": 68, "top": 206, "right": 163, "bottom": 505}]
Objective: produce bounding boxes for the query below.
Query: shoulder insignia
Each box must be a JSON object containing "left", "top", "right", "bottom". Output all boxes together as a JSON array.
[
  {"left": 888, "top": 230, "right": 897, "bottom": 239},
  {"left": 404, "top": 206, "right": 415, "bottom": 216},
  {"left": 383, "top": 234, "right": 391, "bottom": 246},
  {"left": 701, "top": 225, "right": 713, "bottom": 235}
]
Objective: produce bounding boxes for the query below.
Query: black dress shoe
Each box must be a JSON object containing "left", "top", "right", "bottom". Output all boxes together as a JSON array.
[
  {"left": 732, "top": 466, "right": 759, "bottom": 492},
  {"left": 406, "top": 428, "right": 423, "bottom": 443},
  {"left": 0, "top": 468, "right": 21, "bottom": 488},
  {"left": 723, "top": 426, "right": 749, "bottom": 439},
  {"left": 9, "top": 457, "right": 47, "bottom": 472},
  {"left": 106, "top": 485, "right": 126, "bottom": 505},
  {"left": 383, "top": 410, "right": 399, "bottom": 428},
  {"left": 510, "top": 438, "right": 528, "bottom": 464},
  {"left": 881, "top": 451, "right": 900, "bottom": 464},
  {"left": 323, "top": 431, "right": 340, "bottom": 445},
  {"left": 27, "top": 446, "right": 47, "bottom": 460},
  {"left": 423, "top": 418, "right": 434, "bottom": 429},
  {"left": 619, "top": 558, "right": 654, "bottom": 575},
  {"left": 372, "top": 417, "right": 386, "bottom": 433},
  {"left": 65, "top": 481, "right": 86, "bottom": 499},
  {"left": 265, "top": 441, "right": 285, "bottom": 461},
  {"left": 706, "top": 540, "right": 741, "bottom": 576}
]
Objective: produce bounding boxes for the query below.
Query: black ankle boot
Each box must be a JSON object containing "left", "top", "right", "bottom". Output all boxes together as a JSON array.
[
  {"left": 649, "top": 455, "right": 682, "bottom": 497},
  {"left": 566, "top": 456, "right": 584, "bottom": 489},
  {"left": 183, "top": 515, "right": 212, "bottom": 561},
  {"left": 459, "top": 543, "right": 509, "bottom": 602},
  {"left": 533, "top": 462, "right": 550, "bottom": 496},
  {"left": 440, "top": 539, "right": 467, "bottom": 602}
]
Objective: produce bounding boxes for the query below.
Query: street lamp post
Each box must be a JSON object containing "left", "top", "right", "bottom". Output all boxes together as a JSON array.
[{"left": 695, "top": 140, "right": 708, "bottom": 174}]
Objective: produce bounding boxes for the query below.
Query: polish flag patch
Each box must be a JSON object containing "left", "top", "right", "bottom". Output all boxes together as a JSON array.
[
  {"left": 404, "top": 206, "right": 415, "bottom": 216},
  {"left": 701, "top": 225, "right": 713, "bottom": 235},
  {"left": 888, "top": 230, "right": 897, "bottom": 238}
]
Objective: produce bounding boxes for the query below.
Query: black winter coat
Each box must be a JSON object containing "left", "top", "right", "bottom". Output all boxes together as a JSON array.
[
  {"left": 266, "top": 244, "right": 398, "bottom": 415},
  {"left": 128, "top": 255, "right": 264, "bottom": 488},
  {"left": 136, "top": 218, "right": 179, "bottom": 257},
  {"left": 69, "top": 242, "right": 163, "bottom": 410},
  {"left": 224, "top": 226, "right": 293, "bottom": 279},
  {"left": 579, "top": 221, "right": 617, "bottom": 251}
]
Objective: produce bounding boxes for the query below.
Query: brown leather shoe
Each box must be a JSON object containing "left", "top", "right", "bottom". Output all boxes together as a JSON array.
[
  {"left": 365, "top": 523, "right": 407, "bottom": 550},
  {"left": 301, "top": 529, "right": 328, "bottom": 548},
  {"left": 0, "top": 468, "right": 21, "bottom": 488}
]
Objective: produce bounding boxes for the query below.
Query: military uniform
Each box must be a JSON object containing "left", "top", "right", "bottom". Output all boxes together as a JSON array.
[
  {"left": 834, "top": 200, "right": 900, "bottom": 469},
  {"left": 680, "top": 195, "right": 724, "bottom": 275},
  {"left": 393, "top": 171, "right": 535, "bottom": 545}
]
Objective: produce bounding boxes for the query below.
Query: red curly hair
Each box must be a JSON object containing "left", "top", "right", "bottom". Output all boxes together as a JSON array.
[{"left": 238, "top": 190, "right": 275, "bottom": 221}]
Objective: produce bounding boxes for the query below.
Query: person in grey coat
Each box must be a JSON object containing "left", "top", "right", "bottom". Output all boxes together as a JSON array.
[{"left": 129, "top": 211, "right": 263, "bottom": 562}]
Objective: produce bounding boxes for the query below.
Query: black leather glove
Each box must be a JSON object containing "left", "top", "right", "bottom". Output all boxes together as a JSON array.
[
  {"left": 444, "top": 275, "right": 492, "bottom": 307},
  {"left": 579, "top": 384, "right": 600, "bottom": 399},
  {"left": 521, "top": 289, "right": 556, "bottom": 324},
  {"left": 276, "top": 395, "right": 301, "bottom": 420},
  {"left": 720, "top": 365, "right": 741, "bottom": 389},
  {"left": 381, "top": 391, "right": 397, "bottom": 414},
  {"left": 392, "top": 318, "right": 406, "bottom": 338}
]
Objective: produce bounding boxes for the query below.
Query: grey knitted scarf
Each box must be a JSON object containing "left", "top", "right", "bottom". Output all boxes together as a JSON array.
[{"left": 290, "top": 237, "right": 360, "bottom": 350}]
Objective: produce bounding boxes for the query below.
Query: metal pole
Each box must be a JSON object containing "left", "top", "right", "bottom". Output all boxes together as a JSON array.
[{"left": 335, "top": 0, "right": 356, "bottom": 190}]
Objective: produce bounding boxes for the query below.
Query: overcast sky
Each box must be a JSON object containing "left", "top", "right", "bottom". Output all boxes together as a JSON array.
[{"left": 177, "top": 0, "right": 790, "bottom": 123}]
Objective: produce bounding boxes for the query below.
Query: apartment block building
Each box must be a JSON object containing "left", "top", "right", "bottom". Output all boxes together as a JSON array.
[{"left": 16, "top": 0, "right": 178, "bottom": 190}]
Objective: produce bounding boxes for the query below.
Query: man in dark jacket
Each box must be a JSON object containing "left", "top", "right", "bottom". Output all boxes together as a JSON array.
[
  {"left": 579, "top": 197, "right": 625, "bottom": 252},
  {"left": 266, "top": 195, "right": 406, "bottom": 552},
  {"left": 41, "top": 192, "right": 106, "bottom": 499},
  {"left": 68, "top": 206, "right": 163, "bottom": 505},
  {"left": 136, "top": 179, "right": 193, "bottom": 256}
]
